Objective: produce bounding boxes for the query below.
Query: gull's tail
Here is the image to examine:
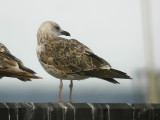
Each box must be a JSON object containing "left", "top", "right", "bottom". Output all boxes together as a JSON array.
[
  {"left": 0, "top": 68, "right": 42, "bottom": 81},
  {"left": 77, "top": 68, "right": 132, "bottom": 84}
]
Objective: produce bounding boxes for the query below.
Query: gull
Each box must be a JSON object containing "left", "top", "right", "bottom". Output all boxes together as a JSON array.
[
  {"left": 0, "top": 43, "right": 41, "bottom": 81},
  {"left": 37, "top": 21, "right": 131, "bottom": 103}
]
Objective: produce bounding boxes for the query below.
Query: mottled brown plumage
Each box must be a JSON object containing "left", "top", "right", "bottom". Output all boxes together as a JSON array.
[
  {"left": 37, "top": 21, "right": 131, "bottom": 102},
  {"left": 0, "top": 43, "right": 41, "bottom": 81},
  {"left": 39, "top": 38, "right": 110, "bottom": 74}
]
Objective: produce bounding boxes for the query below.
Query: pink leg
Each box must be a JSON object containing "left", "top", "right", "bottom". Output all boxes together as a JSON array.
[
  {"left": 69, "top": 80, "right": 73, "bottom": 103},
  {"left": 58, "top": 79, "right": 63, "bottom": 103}
]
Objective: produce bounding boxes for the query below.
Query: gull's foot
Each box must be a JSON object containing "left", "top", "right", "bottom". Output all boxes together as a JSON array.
[
  {"left": 68, "top": 99, "right": 72, "bottom": 103},
  {"left": 58, "top": 100, "right": 63, "bottom": 103}
]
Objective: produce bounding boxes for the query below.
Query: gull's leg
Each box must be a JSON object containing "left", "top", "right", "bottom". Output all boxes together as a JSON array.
[
  {"left": 69, "top": 80, "right": 73, "bottom": 103},
  {"left": 58, "top": 79, "right": 63, "bottom": 103}
]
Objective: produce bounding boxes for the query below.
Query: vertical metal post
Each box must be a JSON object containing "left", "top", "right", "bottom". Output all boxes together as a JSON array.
[{"left": 140, "top": 0, "right": 159, "bottom": 102}]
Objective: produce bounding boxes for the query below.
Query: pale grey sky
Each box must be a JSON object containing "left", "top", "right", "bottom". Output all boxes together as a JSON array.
[{"left": 0, "top": 0, "right": 159, "bottom": 102}]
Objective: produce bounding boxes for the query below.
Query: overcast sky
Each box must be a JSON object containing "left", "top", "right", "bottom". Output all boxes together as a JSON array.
[{"left": 0, "top": 0, "right": 159, "bottom": 102}]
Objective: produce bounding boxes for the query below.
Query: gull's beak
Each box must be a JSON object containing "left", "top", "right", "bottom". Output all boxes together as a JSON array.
[{"left": 61, "top": 30, "right": 71, "bottom": 36}]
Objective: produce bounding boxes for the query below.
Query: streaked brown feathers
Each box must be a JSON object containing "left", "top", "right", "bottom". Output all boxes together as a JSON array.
[
  {"left": 0, "top": 43, "right": 41, "bottom": 81},
  {"left": 37, "top": 21, "right": 131, "bottom": 83},
  {"left": 0, "top": 68, "right": 42, "bottom": 81}
]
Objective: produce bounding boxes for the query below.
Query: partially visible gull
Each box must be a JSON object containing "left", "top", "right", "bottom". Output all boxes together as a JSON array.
[
  {"left": 37, "top": 21, "right": 131, "bottom": 103},
  {"left": 0, "top": 43, "right": 41, "bottom": 81}
]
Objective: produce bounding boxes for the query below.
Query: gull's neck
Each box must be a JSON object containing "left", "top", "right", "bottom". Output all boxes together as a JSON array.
[{"left": 37, "top": 29, "right": 58, "bottom": 45}]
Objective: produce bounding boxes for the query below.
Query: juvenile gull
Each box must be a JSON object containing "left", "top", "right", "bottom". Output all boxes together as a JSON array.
[
  {"left": 0, "top": 43, "right": 41, "bottom": 81},
  {"left": 37, "top": 21, "right": 131, "bottom": 103}
]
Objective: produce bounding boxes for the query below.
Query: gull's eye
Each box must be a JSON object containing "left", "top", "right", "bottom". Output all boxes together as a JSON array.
[{"left": 55, "top": 26, "right": 60, "bottom": 31}]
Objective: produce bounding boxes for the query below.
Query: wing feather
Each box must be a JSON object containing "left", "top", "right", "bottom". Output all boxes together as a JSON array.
[
  {"left": 0, "top": 43, "right": 36, "bottom": 74},
  {"left": 40, "top": 38, "right": 110, "bottom": 73}
]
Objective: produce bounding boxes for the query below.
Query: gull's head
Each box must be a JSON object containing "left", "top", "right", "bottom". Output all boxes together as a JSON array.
[{"left": 38, "top": 21, "right": 70, "bottom": 37}]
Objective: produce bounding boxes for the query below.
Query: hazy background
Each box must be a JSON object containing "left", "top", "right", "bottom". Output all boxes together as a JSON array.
[{"left": 0, "top": 0, "right": 159, "bottom": 103}]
